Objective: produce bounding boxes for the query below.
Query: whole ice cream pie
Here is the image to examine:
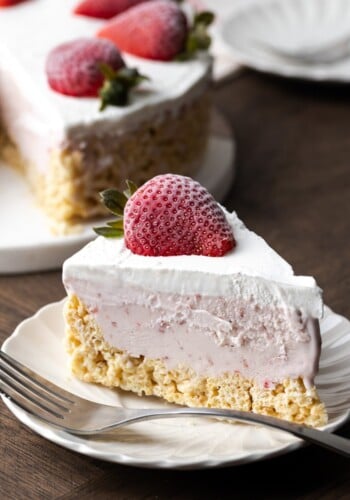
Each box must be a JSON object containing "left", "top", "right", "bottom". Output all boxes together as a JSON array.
[{"left": 0, "top": 0, "right": 213, "bottom": 230}]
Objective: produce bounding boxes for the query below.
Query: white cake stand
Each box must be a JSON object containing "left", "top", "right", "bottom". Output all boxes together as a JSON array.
[{"left": 0, "top": 109, "right": 236, "bottom": 274}]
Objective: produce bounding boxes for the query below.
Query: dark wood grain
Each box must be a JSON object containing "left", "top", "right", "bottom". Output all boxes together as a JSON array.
[{"left": 1, "top": 70, "right": 350, "bottom": 499}]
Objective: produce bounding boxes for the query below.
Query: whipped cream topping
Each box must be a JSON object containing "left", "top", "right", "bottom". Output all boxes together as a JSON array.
[
  {"left": 63, "top": 209, "right": 323, "bottom": 318},
  {"left": 0, "top": 0, "right": 211, "bottom": 170}
]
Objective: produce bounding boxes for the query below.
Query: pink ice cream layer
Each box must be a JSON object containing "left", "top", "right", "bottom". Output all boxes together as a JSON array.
[{"left": 65, "top": 279, "right": 321, "bottom": 389}]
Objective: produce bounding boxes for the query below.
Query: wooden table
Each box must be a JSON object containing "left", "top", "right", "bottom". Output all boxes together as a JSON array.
[{"left": 1, "top": 70, "right": 349, "bottom": 499}]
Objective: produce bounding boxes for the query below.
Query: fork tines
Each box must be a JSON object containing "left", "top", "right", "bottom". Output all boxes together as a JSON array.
[{"left": 0, "top": 351, "right": 73, "bottom": 420}]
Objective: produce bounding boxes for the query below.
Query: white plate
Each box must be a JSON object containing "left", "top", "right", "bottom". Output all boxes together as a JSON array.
[
  {"left": 1, "top": 301, "right": 349, "bottom": 469},
  {"left": 220, "top": 0, "right": 350, "bottom": 82},
  {"left": 0, "top": 110, "right": 235, "bottom": 274}
]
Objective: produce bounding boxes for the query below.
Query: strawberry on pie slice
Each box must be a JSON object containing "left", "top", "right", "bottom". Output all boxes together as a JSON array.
[
  {"left": 95, "top": 174, "right": 235, "bottom": 256},
  {"left": 63, "top": 174, "right": 327, "bottom": 428}
]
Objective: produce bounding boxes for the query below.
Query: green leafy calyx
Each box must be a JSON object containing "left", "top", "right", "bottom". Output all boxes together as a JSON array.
[
  {"left": 177, "top": 11, "right": 215, "bottom": 61},
  {"left": 93, "top": 180, "right": 138, "bottom": 238},
  {"left": 99, "top": 65, "right": 149, "bottom": 111}
]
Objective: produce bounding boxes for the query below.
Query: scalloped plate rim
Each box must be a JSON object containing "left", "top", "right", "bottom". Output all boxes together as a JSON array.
[{"left": 1, "top": 299, "right": 350, "bottom": 469}]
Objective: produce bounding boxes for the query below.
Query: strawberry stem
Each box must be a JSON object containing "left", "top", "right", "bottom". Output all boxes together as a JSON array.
[
  {"left": 100, "top": 188, "right": 128, "bottom": 215},
  {"left": 107, "top": 219, "right": 124, "bottom": 229},
  {"left": 93, "top": 181, "right": 139, "bottom": 238},
  {"left": 177, "top": 10, "right": 215, "bottom": 60},
  {"left": 94, "top": 227, "right": 124, "bottom": 237},
  {"left": 99, "top": 65, "right": 149, "bottom": 111}
]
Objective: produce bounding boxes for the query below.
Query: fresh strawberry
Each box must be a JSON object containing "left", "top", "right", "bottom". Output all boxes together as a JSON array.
[
  {"left": 95, "top": 175, "right": 236, "bottom": 257},
  {"left": 97, "top": 0, "right": 188, "bottom": 61},
  {"left": 0, "top": 0, "right": 28, "bottom": 6},
  {"left": 73, "top": 0, "right": 150, "bottom": 19},
  {"left": 46, "top": 38, "right": 147, "bottom": 108}
]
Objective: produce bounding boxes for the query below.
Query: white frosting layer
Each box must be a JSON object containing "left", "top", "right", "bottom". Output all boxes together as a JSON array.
[
  {"left": 63, "top": 209, "right": 323, "bottom": 318},
  {"left": 0, "top": 0, "right": 211, "bottom": 170}
]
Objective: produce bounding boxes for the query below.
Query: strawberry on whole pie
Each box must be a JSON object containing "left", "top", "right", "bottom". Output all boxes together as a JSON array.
[
  {"left": 97, "top": 0, "right": 214, "bottom": 61},
  {"left": 46, "top": 38, "right": 147, "bottom": 109},
  {"left": 73, "top": 0, "right": 151, "bottom": 19},
  {"left": 0, "top": 0, "right": 28, "bottom": 6}
]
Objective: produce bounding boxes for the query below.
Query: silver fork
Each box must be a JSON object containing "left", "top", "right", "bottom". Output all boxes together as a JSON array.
[{"left": 0, "top": 351, "right": 349, "bottom": 458}]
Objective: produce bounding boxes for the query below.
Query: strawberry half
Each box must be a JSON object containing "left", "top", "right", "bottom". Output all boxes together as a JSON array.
[
  {"left": 73, "top": 0, "right": 150, "bottom": 19},
  {"left": 46, "top": 38, "right": 147, "bottom": 108},
  {"left": 94, "top": 175, "right": 236, "bottom": 257},
  {"left": 0, "top": 0, "right": 28, "bottom": 6},
  {"left": 97, "top": 0, "right": 188, "bottom": 61}
]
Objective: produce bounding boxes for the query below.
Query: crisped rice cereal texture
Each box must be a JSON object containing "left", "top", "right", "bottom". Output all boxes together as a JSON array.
[
  {"left": 64, "top": 295, "right": 328, "bottom": 428},
  {"left": 1, "top": 97, "right": 210, "bottom": 231}
]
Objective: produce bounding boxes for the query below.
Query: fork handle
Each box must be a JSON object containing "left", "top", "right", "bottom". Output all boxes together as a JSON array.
[{"left": 120, "top": 407, "right": 350, "bottom": 458}]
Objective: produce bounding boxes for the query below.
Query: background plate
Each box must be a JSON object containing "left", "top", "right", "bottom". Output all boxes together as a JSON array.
[
  {"left": 0, "top": 109, "right": 235, "bottom": 274},
  {"left": 220, "top": 0, "right": 350, "bottom": 82},
  {"left": 1, "top": 301, "right": 350, "bottom": 469}
]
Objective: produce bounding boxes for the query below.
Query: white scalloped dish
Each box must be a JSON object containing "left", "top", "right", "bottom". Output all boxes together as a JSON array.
[
  {"left": 220, "top": 0, "right": 350, "bottom": 82},
  {"left": 1, "top": 301, "right": 350, "bottom": 469}
]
